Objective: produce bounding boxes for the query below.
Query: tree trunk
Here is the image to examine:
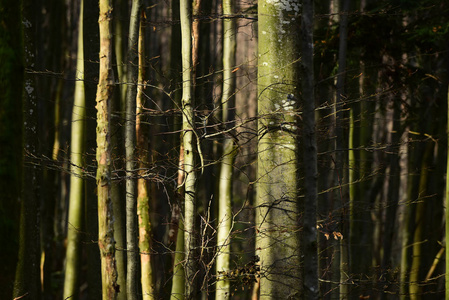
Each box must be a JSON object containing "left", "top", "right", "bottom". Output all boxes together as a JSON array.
[
  {"left": 256, "top": 0, "right": 301, "bottom": 298},
  {"left": 136, "top": 9, "right": 156, "bottom": 300},
  {"left": 96, "top": 1, "right": 119, "bottom": 298},
  {"left": 215, "top": 0, "right": 237, "bottom": 298},
  {"left": 409, "top": 143, "right": 432, "bottom": 300},
  {"left": 335, "top": 0, "right": 350, "bottom": 298},
  {"left": 13, "top": 1, "right": 41, "bottom": 298},
  {"left": 63, "top": 1, "right": 86, "bottom": 298},
  {"left": 125, "top": 1, "right": 142, "bottom": 299},
  {"left": 180, "top": 0, "right": 198, "bottom": 297},
  {"left": 446, "top": 83, "right": 449, "bottom": 300},
  {"left": 301, "top": 0, "right": 319, "bottom": 298}
]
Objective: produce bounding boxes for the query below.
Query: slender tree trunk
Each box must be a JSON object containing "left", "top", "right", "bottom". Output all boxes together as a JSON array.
[
  {"left": 191, "top": 0, "right": 201, "bottom": 88},
  {"left": 13, "top": 1, "right": 41, "bottom": 298},
  {"left": 125, "top": 1, "right": 142, "bottom": 299},
  {"left": 301, "top": 0, "right": 319, "bottom": 298},
  {"left": 256, "top": 0, "right": 301, "bottom": 298},
  {"left": 180, "top": 0, "right": 198, "bottom": 297},
  {"left": 216, "top": 140, "right": 238, "bottom": 299},
  {"left": 171, "top": 146, "right": 186, "bottom": 300},
  {"left": 409, "top": 143, "right": 432, "bottom": 300},
  {"left": 114, "top": 0, "right": 128, "bottom": 106},
  {"left": 215, "top": 0, "right": 237, "bottom": 298},
  {"left": 136, "top": 9, "right": 156, "bottom": 300},
  {"left": 335, "top": 0, "right": 350, "bottom": 298},
  {"left": 63, "top": 2, "right": 86, "bottom": 298},
  {"left": 446, "top": 83, "right": 449, "bottom": 300},
  {"left": 84, "top": 2, "right": 102, "bottom": 298},
  {"left": 96, "top": 1, "right": 119, "bottom": 298}
]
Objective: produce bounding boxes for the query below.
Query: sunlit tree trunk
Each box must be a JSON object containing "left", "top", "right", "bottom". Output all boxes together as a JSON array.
[
  {"left": 63, "top": 1, "right": 86, "bottom": 298},
  {"left": 125, "top": 1, "right": 142, "bottom": 299},
  {"left": 136, "top": 9, "right": 156, "bottom": 300},
  {"left": 180, "top": 0, "right": 197, "bottom": 297},
  {"left": 96, "top": 0, "right": 119, "bottom": 298},
  {"left": 256, "top": 0, "right": 301, "bottom": 298},
  {"left": 215, "top": 0, "right": 237, "bottom": 298}
]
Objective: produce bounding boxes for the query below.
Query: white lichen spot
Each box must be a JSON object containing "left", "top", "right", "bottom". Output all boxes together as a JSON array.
[
  {"left": 29, "top": 109, "right": 34, "bottom": 114},
  {"left": 262, "top": 30, "right": 267, "bottom": 35},
  {"left": 274, "top": 104, "right": 280, "bottom": 110},
  {"left": 274, "top": 75, "right": 279, "bottom": 79},
  {"left": 262, "top": 62, "right": 268, "bottom": 66},
  {"left": 25, "top": 82, "right": 34, "bottom": 95},
  {"left": 22, "top": 19, "right": 32, "bottom": 28},
  {"left": 269, "top": 121, "right": 275, "bottom": 125}
]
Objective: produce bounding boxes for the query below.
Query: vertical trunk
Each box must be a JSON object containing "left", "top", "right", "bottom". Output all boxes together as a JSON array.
[
  {"left": 180, "top": 0, "right": 197, "bottom": 297},
  {"left": 171, "top": 149, "right": 186, "bottom": 300},
  {"left": 84, "top": 2, "right": 102, "bottom": 298},
  {"left": 114, "top": 0, "right": 128, "bottom": 105},
  {"left": 215, "top": 0, "right": 237, "bottom": 298},
  {"left": 335, "top": 0, "right": 350, "bottom": 298},
  {"left": 13, "top": 1, "right": 41, "bottom": 298},
  {"left": 381, "top": 100, "right": 401, "bottom": 288},
  {"left": 136, "top": 9, "right": 156, "bottom": 300},
  {"left": 125, "top": 1, "right": 142, "bottom": 299},
  {"left": 170, "top": 1, "right": 185, "bottom": 298},
  {"left": 63, "top": 2, "right": 85, "bottom": 298},
  {"left": 191, "top": 0, "right": 201, "bottom": 88},
  {"left": 96, "top": 1, "right": 119, "bottom": 298},
  {"left": 446, "top": 84, "right": 449, "bottom": 300},
  {"left": 301, "top": 0, "right": 319, "bottom": 298},
  {"left": 409, "top": 143, "right": 432, "bottom": 300},
  {"left": 256, "top": 0, "right": 301, "bottom": 298},
  {"left": 215, "top": 141, "right": 237, "bottom": 299}
]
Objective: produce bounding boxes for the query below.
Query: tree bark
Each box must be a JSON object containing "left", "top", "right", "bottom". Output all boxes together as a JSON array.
[
  {"left": 256, "top": 0, "right": 301, "bottom": 298},
  {"left": 446, "top": 83, "right": 449, "bottom": 300},
  {"left": 180, "top": 0, "right": 197, "bottom": 297},
  {"left": 335, "top": 0, "right": 350, "bottom": 298},
  {"left": 96, "top": 1, "right": 119, "bottom": 298},
  {"left": 13, "top": 1, "right": 41, "bottom": 298},
  {"left": 215, "top": 0, "right": 237, "bottom": 298},
  {"left": 136, "top": 9, "right": 156, "bottom": 300},
  {"left": 301, "top": 0, "right": 319, "bottom": 298},
  {"left": 63, "top": 1, "right": 86, "bottom": 298},
  {"left": 125, "top": 1, "right": 142, "bottom": 299}
]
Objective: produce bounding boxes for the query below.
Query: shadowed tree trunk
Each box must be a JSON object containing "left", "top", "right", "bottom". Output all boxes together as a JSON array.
[
  {"left": 446, "top": 83, "right": 449, "bottom": 300},
  {"left": 301, "top": 0, "right": 319, "bottom": 298},
  {"left": 13, "top": 1, "right": 41, "bottom": 298},
  {"left": 335, "top": 0, "right": 350, "bottom": 298}
]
